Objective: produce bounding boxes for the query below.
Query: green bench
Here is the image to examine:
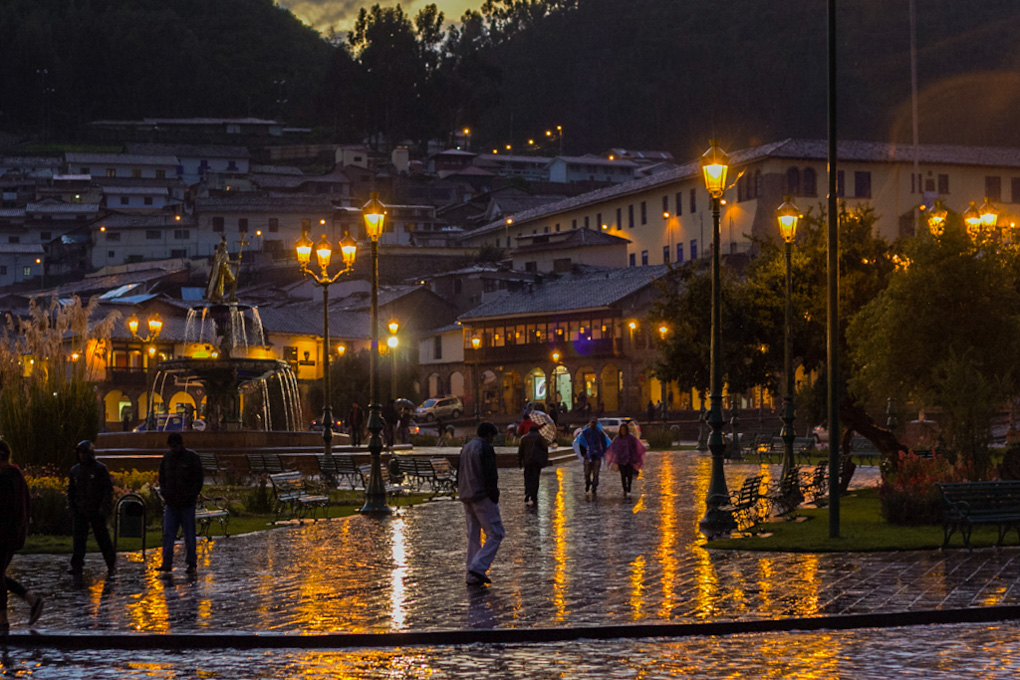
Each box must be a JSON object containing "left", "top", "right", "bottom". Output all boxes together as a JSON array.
[
  {"left": 316, "top": 454, "right": 363, "bottom": 490},
  {"left": 758, "top": 436, "right": 815, "bottom": 465},
  {"left": 937, "top": 481, "right": 1020, "bottom": 548},
  {"left": 268, "top": 471, "right": 329, "bottom": 522},
  {"left": 198, "top": 452, "right": 229, "bottom": 484}
]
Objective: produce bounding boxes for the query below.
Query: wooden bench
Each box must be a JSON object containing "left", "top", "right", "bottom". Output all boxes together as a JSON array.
[
  {"left": 718, "top": 474, "right": 767, "bottom": 534},
  {"left": 429, "top": 457, "right": 458, "bottom": 497},
  {"left": 316, "top": 454, "right": 363, "bottom": 490},
  {"left": 198, "top": 452, "right": 229, "bottom": 484},
  {"left": 155, "top": 489, "right": 230, "bottom": 539},
  {"left": 247, "top": 453, "right": 286, "bottom": 478},
  {"left": 268, "top": 471, "right": 330, "bottom": 522},
  {"left": 392, "top": 456, "right": 437, "bottom": 492},
  {"left": 937, "top": 481, "right": 1020, "bottom": 548},
  {"left": 765, "top": 471, "right": 804, "bottom": 518},
  {"left": 757, "top": 437, "right": 815, "bottom": 465},
  {"left": 849, "top": 436, "right": 881, "bottom": 465},
  {"left": 358, "top": 464, "right": 409, "bottom": 498}
]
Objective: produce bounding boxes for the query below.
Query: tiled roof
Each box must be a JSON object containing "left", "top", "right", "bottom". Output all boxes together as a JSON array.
[
  {"left": 65, "top": 152, "right": 180, "bottom": 166},
  {"left": 0, "top": 244, "right": 44, "bottom": 255},
  {"left": 512, "top": 228, "right": 630, "bottom": 253},
  {"left": 125, "top": 143, "right": 251, "bottom": 159},
  {"left": 26, "top": 202, "right": 100, "bottom": 214},
  {"left": 552, "top": 155, "right": 638, "bottom": 168},
  {"left": 101, "top": 186, "right": 169, "bottom": 196},
  {"left": 196, "top": 196, "right": 335, "bottom": 212},
  {"left": 459, "top": 265, "right": 668, "bottom": 321}
]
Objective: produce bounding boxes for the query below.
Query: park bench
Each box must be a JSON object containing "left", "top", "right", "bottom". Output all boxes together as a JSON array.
[
  {"left": 316, "top": 454, "right": 363, "bottom": 490},
  {"left": 718, "top": 474, "right": 767, "bottom": 534},
  {"left": 155, "top": 488, "right": 230, "bottom": 539},
  {"left": 937, "top": 481, "right": 1020, "bottom": 548},
  {"left": 757, "top": 437, "right": 815, "bottom": 465},
  {"left": 800, "top": 461, "right": 830, "bottom": 506},
  {"left": 849, "top": 436, "right": 881, "bottom": 465},
  {"left": 268, "top": 471, "right": 330, "bottom": 522},
  {"left": 358, "top": 464, "right": 409, "bottom": 499},
  {"left": 392, "top": 456, "right": 438, "bottom": 492},
  {"left": 247, "top": 453, "right": 287, "bottom": 479},
  {"left": 198, "top": 452, "right": 229, "bottom": 484},
  {"left": 765, "top": 471, "right": 805, "bottom": 518},
  {"left": 429, "top": 457, "right": 458, "bottom": 497}
]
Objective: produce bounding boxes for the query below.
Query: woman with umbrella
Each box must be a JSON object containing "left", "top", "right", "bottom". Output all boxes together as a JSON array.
[
  {"left": 527, "top": 404, "right": 558, "bottom": 444},
  {"left": 605, "top": 423, "right": 646, "bottom": 498}
]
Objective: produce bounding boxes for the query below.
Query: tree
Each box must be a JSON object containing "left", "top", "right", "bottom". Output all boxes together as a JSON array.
[
  {"left": 848, "top": 216, "right": 1020, "bottom": 475},
  {"left": 0, "top": 297, "right": 118, "bottom": 469}
]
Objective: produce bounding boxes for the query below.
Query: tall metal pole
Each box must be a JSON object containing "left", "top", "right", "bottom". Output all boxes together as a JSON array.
[
  {"left": 321, "top": 284, "right": 333, "bottom": 455},
  {"left": 699, "top": 195, "right": 736, "bottom": 538},
  {"left": 362, "top": 236, "right": 391, "bottom": 514},
  {"left": 827, "top": 0, "right": 841, "bottom": 537},
  {"left": 781, "top": 241, "right": 796, "bottom": 482}
]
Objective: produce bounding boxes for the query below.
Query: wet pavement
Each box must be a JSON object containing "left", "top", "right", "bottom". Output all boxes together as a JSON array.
[{"left": 4, "top": 451, "right": 1020, "bottom": 677}]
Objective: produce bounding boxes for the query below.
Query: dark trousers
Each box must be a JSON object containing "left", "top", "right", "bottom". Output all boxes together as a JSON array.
[
  {"left": 619, "top": 464, "right": 636, "bottom": 494},
  {"left": 71, "top": 513, "right": 116, "bottom": 571},
  {"left": 350, "top": 427, "right": 362, "bottom": 447},
  {"left": 584, "top": 458, "right": 602, "bottom": 492},
  {"left": 162, "top": 505, "right": 198, "bottom": 569},
  {"left": 1, "top": 549, "right": 28, "bottom": 612},
  {"left": 523, "top": 464, "right": 542, "bottom": 503}
]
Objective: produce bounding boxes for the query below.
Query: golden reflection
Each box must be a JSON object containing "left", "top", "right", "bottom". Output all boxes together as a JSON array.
[
  {"left": 631, "top": 495, "right": 646, "bottom": 513},
  {"left": 657, "top": 456, "right": 678, "bottom": 618},
  {"left": 688, "top": 456, "right": 720, "bottom": 618},
  {"left": 390, "top": 517, "right": 408, "bottom": 629},
  {"left": 126, "top": 565, "right": 170, "bottom": 631},
  {"left": 630, "top": 554, "right": 646, "bottom": 620},
  {"left": 553, "top": 466, "right": 568, "bottom": 622}
]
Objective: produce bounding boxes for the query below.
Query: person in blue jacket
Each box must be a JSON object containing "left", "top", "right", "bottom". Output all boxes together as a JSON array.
[{"left": 573, "top": 419, "right": 611, "bottom": 496}]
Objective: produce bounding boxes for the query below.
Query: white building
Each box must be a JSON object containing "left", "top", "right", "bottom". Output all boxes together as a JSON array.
[
  {"left": 0, "top": 244, "right": 44, "bottom": 287},
  {"left": 548, "top": 155, "right": 637, "bottom": 184}
]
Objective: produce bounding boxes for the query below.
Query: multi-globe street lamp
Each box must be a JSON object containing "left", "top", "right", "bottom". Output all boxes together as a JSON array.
[
  {"left": 361, "top": 192, "right": 392, "bottom": 515},
  {"left": 295, "top": 228, "right": 357, "bottom": 456},
  {"left": 776, "top": 197, "right": 802, "bottom": 488},
  {"left": 128, "top": 313, "right": 163, "bottom": 429},
  {"left": 698, "top": 139, "right": 737, "bottom": 539}
]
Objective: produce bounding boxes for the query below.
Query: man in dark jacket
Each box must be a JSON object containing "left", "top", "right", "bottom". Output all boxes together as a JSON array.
[
  {"left": 348, "top": 401, "right": 365, "bottom": 447},
  {"left": 1, "top": 440, "right": 44, "bottom": 631},
  {"left": 158, "top": 433, "right": 204, "bottom": 574},
  {"left": 517, "top": 425, "right": 548, "bottom": 506},
  {"left": 458, "top": 422, "right": 503, "bottom": 586},
  {"left": 67, "top": 439, "right": 117, "bottom": 578}
]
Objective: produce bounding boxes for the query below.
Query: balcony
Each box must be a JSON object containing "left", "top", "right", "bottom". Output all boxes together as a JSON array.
[
  {"left": 105, "top": 367, "right": 150, "bottom": 385},
  {"left": 468, "top": 338, "right": 622, "bottom": 365}
]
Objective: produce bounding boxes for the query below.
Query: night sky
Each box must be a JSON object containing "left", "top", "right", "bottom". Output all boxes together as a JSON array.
[{"left": 278, "top": 0, "right": 477, "bottom": 34}]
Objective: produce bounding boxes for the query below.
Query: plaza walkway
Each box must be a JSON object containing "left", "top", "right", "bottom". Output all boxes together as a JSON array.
[{"left": 3, "top": 451, "right": 1020, "bottom": 678}]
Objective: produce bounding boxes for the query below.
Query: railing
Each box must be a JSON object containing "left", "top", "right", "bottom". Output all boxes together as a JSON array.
[{"left": 468, "top": 338, "right": 622, "bottom": 364}]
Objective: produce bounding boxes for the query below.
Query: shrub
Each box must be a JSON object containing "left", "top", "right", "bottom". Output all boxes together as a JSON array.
[
  {"left": 410, "top": 433, "right": 437, "bottom": 447},
  {"left": 243, "top": 477, "right": 273, "bottom": 514},
  {"left": 26, "top": 472, "right": 72, "bottom": 536},
  {"left": 645, "top": 429, "right": 676, "bottom": 450},
  {"left": 879, "top": 451, "right": 963, "bottom": 525}
]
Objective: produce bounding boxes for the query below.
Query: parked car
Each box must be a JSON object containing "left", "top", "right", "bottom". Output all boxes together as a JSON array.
[
  {"left": 415, "top": 396, "right": 463, "bottom": 421},
  {"left": 572, "top": 417, "right": 642, "bottom": 441}
]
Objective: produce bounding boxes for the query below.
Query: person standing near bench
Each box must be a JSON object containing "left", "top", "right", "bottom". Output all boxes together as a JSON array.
[
  {"left": 67, "top": 440, "right": 117, "bottom": 578},
  {"left": 0, "top": 440, "right": 44, "bottom": 633},
  {"left": 348, "top": 401, "right": 365, "bottom": 448},
  {"left": 459, "top": 422, "right": 504, "bottom": 586},
  {"left": 517, "top": 425, "right": 548, "bottom": 507},
  {"left": 158, "top": 433, "right": 204, "bottom": 575}
]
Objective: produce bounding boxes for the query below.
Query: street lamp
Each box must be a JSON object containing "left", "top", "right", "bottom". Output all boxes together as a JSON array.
[
  {"left": 128, "top": 313, "right": 164, "bottom": 429},
  {"left": 361, "top": 192, "right": 391, "bottom": 515},
  {"left": 927, "top": 200, "right": 948, "bottom": 238},
  {"left": 776, "top": 197, "right": 802, "bottom": 489},
  {"left": 551, "top": 351, "right": 561, "bottom": 411},
  {"left": 963, "top": 201, "right": 983, "bottom": 240},
  {"left": 295, "top": 228, "right": 357, "bottom": 457},
  {"left": 979, "top": 199, "right": 1000, "bottom": 238},
  {"left": 698, "top": 139, "right": 737, "bottom": 538}
]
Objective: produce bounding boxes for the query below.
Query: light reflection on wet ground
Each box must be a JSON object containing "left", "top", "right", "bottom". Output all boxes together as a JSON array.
[
  {"left": 5, "top": 452, "right": 1020, "bottom": 675},
  {"left": 3, "top": 622, "right": 1020, "bottom": 678}
]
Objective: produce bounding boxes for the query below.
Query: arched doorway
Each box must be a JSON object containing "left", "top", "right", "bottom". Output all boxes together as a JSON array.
[
  {"left": 169, "top": 391, "right": 196, "bottom": 414},
  {"left": 551, "top": 365, "right": 572, "bottom": 410},
  {"left": 525, "top": 368, "right": 547, "bottom": 405},
  {"left": 502, "top": 370, "right": 522, "bottom": 415},
  {"left": 449, "top": 371, "right": 465, "bottom": 398},
  {"left": 574, "top": 365, "right": 597, "bottom": 414},
  {"left": 600, "top": 365, "right": 620, "bottom": 412},
  {"left": 104, "top": 390, "right": 133, "bottom": 429},
  {"left": 427, "top": 373, "right": 441, "bottom": 398},
  {"left": 140, "top": 393, "right": 165, "bottom": 420},
  {"left": 481, "top": 370, "right": 498, "bottom": 415}
]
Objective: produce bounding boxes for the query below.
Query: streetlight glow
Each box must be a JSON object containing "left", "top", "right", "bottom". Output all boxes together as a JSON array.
[
  {"left": 776, "top": 196, "right": 801, "bottom": 243},
  {"left": 927, "top": 201, "right": 948, "bottom": 237},
  {"left": 315, "top": 234, "right": 332, "bottom": 270},
  {"left": 701, "top": 139, "right": 730, "bottom": 198},
  {"left": 362, "top": 193, "right": 386, "bottom": 241},
  {"left": 295, "top": 232, "right": 313, "bottom": 266}
]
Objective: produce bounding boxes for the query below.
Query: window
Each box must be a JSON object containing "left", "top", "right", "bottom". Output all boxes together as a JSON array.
[
  {"left": 663, "top": 246, "right": 670, "bottom": 264},
  {"left": 0, "top": 266, "right": 6, "bottom": 275},
  {"left": 143, "top": 197, "right": 153, "bottom": 206},
  {"left": 454, "top": 278, "right": 462, "bottom": 294},
  {"left": 80, "top": 167, "right": 90, "bottom": 175},
  {"left": 662, "top": 196, "right": 669, "bottom": 214},
  {"left": 854, "top": 171, "right": 872, "bottom": 198},
  {"left": 924, "top": 177, "right": 935, "bottom": 192},
  {"left": 40, "top": 232, "right": 50, "bottom": 241},
  {"left": 572, "top": 219, "right": 577, "bottom": 229},
  {"left": 174, "top": 229, "right": 189, "bottom": 239},
  {"left": 106, "top": 232, "right": 121, "bottom": 241},
  {"left": 107, "top": 251, "right": 114, "bottom": 258},
  {"left": 628, "top": 205, "right": 634, "bottom": 228},
  {"left": 213, "top": 217, "right": 224, "bottom": 232},
  {"left": 787, "top": 167, "right": 801, "bottom": 195},
  {"left": 690, "top": 239, "right": 698, "bottom": 260},
  {"left": 267, "top": 218, "right": 278, "bottom": 233},
  {"left": 689, "top": 189, "right": 696, "bottom": 213},
  {"left": 803, "top": 168, "right": 817, "bottom": 196},
  {"left": 106, "top": 168, "right": 116, "bottom": 177},
  {"left": 156, "top": 169, "right": 166, "bottom": 179},
  {"left": 170, "top": 248, "right": 187, "bottom": 258},
  {"left": 939, "top": 174, "right": 950, "bottom": 195},
  {"left": 641, "top": 250, "right": 648, "bottom": 266},
  {"left": 616, "top": 208, "right": 622, "bottom": 229},
  {"left": 584, "top": 215, "right": 589, "bottom": 228},
  {"left": 433, "top": 336, "right": 442, "bottom": 360},
  {"left": 239, "top": 218, "right": 249, "bottom": 232},
  {"left": 754, "top": 170, "right": 763, "bottom": 198},
  {"left": 22, "top": 266, "right": 30, "bottom": 277},
  {"left": 227, "top": 161, "right": 238, "bottom": 171},
  {"left": 629, "top": 252, "right": 636, "bottom": 266},
  {"left": 676, "top": 243, "right": 684, "bottom": 263},
  {"left": 555, "top": 223, "right": 560, "bottom": 232},
  {"left": 676, "top": 192, "right": 683, "bottom": 215},
  {"left": 596, "top": 213, "right": 601, "bottom": 228},
  {"left": 986, "top": 176, "right": 1002, "bottom": 202},
  {"left": 8, "top": 236, "right": 19, "bottom": 244},
  {"left": 640, "top": 201, "right": 647, "bottom": 225},
  {"left": 836, "top": 171, "right": 845, "bottom": 197},
  {"left": 543, "top": 226, "right": 549, "bottom": 234},
  {"left": 300, "top": 218, "right": 310, "bottom": 232},
  {"left": 1012, "top": 177, "right": 1020, "bottom": 204},
  {"left": 120, "top": 197, "right": 129, "bottom": 205},
  {"left": 146, "top": 230, "right": 160, "bottom": 240}
]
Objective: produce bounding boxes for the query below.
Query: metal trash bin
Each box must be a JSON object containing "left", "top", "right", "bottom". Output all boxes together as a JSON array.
[{"left": 114, "top": 493, "right": 147, "bottom": 557}]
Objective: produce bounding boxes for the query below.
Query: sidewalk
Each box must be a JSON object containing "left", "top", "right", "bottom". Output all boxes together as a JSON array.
[{"left": 4, "top": 451, "right": 1020, "bottom": 677}]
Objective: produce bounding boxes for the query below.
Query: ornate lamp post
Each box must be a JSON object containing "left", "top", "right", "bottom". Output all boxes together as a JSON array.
[
  {"left": 361, "top": 193, "right": 391, "bottom": 515},
  {"left": 698, "top": 139, "right": 737, "bottom": 538},
  {"left": 128, "top": 313, "right": 164, "bottom": 429},
  {"left": 979, "top": 199, "right": 1000, "bottom": 238},
  {"left": 295, "top": 228, "right": 358, "bottom": 456},
  {"left": 927, "top": 200, "right": 948, "bottom": 237},
  {"left": 963, "top": 201, "right": 983, "bottom": 240},
  {"left": 776, "top": 197, "right": 802, "bottom": 486}
]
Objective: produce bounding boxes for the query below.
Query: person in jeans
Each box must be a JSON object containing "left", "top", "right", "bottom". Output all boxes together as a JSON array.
[
  {"left": 67, "top": 440, "right": 117, "bottom": 578},
  {"left": 458, "top": 422, "right": 504, "bottom": 586},
  {"left": 573, "top": 419, "right": 611, "bottom": 496},
  {"left": 605, "top": 423, "right": 647, "bottom": 498},
  {"left": 517, "top": 425, "right": 548, "bottom": 506},
  {"left": 158, "top": 433, "right": 204, "bottom": 574},
  {"left": 0, "top": 440, "right": 44, "bottom": 633}
]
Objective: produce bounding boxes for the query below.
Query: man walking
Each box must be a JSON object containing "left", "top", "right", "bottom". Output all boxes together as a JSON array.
[
  {"left": 1, "top": 440, "right": 44, "bottom": 632},
  {"left": 158, "top": 433, "right": 204, "bottom": 575},
  {"left": 67, "top": 440, "right": 117, "bottom": 578},
  {"left": 458, "top": 422, "right": 504, "bottom": 586},
  {"left": 573, "top": 419, "right": 611, "bottom": 496},
  {"left": 517, "top": 424, "right": 548, "bottom": 506},
  {"left": 348, "top": 401, "right": 365, "bottom": 447}
]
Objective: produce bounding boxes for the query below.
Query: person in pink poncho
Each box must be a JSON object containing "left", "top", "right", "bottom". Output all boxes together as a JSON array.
[{"left": 605, "top": 423, "right": 646, "bottom": 497}]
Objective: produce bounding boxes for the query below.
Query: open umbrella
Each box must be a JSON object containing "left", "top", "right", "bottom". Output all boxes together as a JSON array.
[
  {"left": 528, "top": 409, "right": 557, "bottom": 443},
  {"left": 395, "top": 398, "right": 415, "bottom": 410}
]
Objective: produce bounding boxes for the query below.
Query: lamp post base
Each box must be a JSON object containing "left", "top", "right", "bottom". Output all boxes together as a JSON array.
[{"left": 360, "top": 407, "right": 392, "bottom": 516}]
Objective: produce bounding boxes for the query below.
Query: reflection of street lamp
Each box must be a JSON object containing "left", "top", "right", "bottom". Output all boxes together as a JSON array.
[
  {"left": 128, "top": 313, "right": 164, "bottom": 429},
  {"left": 776, "top": 197, "right": 802, "bottom": 487},
  {"left": 296, "top": 229, "right": 357, "bottom": 456},
  {"left": 698, "top": 139, "right": 736, "bottom": 539},
  {"left": 361, "top": 193, "right": 391, "bottom": 515}
]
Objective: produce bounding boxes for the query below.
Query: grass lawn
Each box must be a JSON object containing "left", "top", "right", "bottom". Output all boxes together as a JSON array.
[{"left": 706, "top": 487, "right": 1017, "bottom": 552}]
